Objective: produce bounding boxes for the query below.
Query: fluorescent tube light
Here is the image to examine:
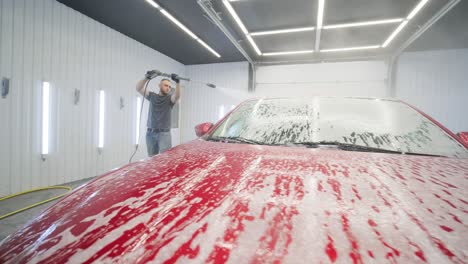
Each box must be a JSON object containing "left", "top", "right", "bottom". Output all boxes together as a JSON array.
[
  {"left": 197, "top": 39, "right": 221, "bottom": 58},
  {"left": 223, "top": 0, "right": 249, "bottom": 34},
  {"left": 157, "top": 7, "right": 220, "bottom": 57},
  {"left": 246, "top": 35, "right": 262, "bottom": 55},
  {"left": 382, "top": 20, "right": 408, "bottom": 48},
  {"left": 407, "top": 0, "right": 429, "bottom": 20},
  {"left": 41, "top": 82, "right": 50, "bottom": 156},
  {"left": 321, "top": 45, "right": 380, "bottom": 52},
  {"left": 160, "top": 9, "right": 198, "bottom": 39},
  {"left": 136, "top": 97, "right": 142, "bottom": 145},
  {"left": 315, "top": 0, "right": 325, "bottom": 51},
  {"left": 317, "top": 0, "right": 325, "bottom": 29},
  {"left": 98, "top": 90, "right": 105, "bottom": 149},
  {"left": 145, "top": 0, "right": 160, "bottom": 9},
  {"left": 263, "top": 50, "right": 315, "bottom": 56},
  {"left": 219, "top": 105, "right": 225, "bottom": 120},
  {"left": 323, "top": 18, "right": 404, "bottom": 29},
  {"left": 250, "top": 27, "right": 315, "bottom": 36}
]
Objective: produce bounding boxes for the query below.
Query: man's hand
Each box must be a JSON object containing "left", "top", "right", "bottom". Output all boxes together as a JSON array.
[
  {"left": 171, "top": 73, "right": 180, "bottom": 84},
  {"left": 145, "top": 70, "right": 158, "bottom": 80}
]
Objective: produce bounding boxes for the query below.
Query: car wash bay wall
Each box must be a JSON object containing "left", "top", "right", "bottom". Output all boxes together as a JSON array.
[
  {"left": 0, "top": 0, "right": 185, "bottom": 196},
  {"left": 255, "top": 60, "right": 389, "bottom": 98},
  {"left": 395, "top": 49, "right": 468, "bottom": 133}
]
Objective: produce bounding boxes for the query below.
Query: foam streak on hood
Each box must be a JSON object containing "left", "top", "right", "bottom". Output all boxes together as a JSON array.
[{"left": 1, "top": 140, "right": 467, "bottom": 263}]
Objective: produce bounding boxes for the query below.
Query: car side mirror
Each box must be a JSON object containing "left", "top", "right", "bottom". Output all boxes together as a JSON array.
[
  {"left": 195, "top": 122, "right": 214, "bottom": 137},
  {"left": 457, "top": 132, "right": 468, "bottom": 145}
]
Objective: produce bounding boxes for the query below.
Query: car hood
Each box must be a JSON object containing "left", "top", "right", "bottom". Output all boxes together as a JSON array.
[{"left": 1, "top": 140, "right": 467, "bottom": 263}]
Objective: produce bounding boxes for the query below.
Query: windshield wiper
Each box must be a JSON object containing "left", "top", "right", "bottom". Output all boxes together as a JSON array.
[
  {"left": 207, "top": 136, "right": 269, "bottom": 145},
  {"left": 292, "top": 141, "right": 446, "bottom": 157}
]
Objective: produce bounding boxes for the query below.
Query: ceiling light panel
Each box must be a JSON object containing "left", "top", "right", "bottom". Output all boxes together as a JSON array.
[
  {"left": 222, "top": 0, "right": 432, "bottom": 57},
  {"left": 254, "top": 30, "right": 316, "bottom": 54},
  {"left": 144, "top": 0, "right": 220, "bottom": 57},
  {"left": 320, "top": 21, "right": 396, "bottom": 49}
]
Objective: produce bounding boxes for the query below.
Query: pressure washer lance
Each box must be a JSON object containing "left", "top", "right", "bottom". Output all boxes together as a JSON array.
[{"left": 149, "top": 70, "right": 216, "bottom": 88}]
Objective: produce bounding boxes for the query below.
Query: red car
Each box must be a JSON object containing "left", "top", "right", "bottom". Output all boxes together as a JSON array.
[{"left": 1, "top": 97, "right": 467, "bottom": 263}]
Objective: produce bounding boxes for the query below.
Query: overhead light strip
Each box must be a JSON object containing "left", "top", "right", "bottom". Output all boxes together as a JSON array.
[
  {"left": 407, "top": 0, "right": 430, "bottom": 19},
  {"left": 250, "top": 27, "right": 315, "bottom": 36},
  {"left": 223, "top": 0, "right": 262, "bottom": 55},
  {"left": 317, "top": 0, "right": 325, "bottom": 29},
  {"left": 197, "top": 39, "right": 221, "bottom": 58},
  {"left": 144, "top": 0, "right": 221, "bottom": 58},
  {"left": 222, "top": 0, "right": 249, "bottom": 34},
  {"left": 263, "top": 50, "right": 315, "bottom": 56},
  {"left": 145, "top": 0, "right": 159, "bottom": 9},
  {"left": 323, "top": 18, "right": 404, "bottom": 29},
  {"left": 249, "top": 18, "right": 403, "bottom": 37},
  {"left": 160, "top": 9, "right": 198, "bottom": 40},
  {"left": 381, "top": 0, "right": 430, "bottom": 48},
  {"left": 321, "top": 45, "right": 381, "bottom": 52},
  {"left": 382, "top": 20, "right": 409, "bottom": 47},
  {"left": 246, "top": 35, "right": 262, "bottom": 55},
  {"left": 315, "top": 0, "right": 325, "bottom": 51}
]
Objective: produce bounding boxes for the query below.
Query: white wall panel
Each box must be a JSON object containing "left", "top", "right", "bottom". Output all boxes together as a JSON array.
[
  {"left": 395, "top": 49, "right": 468, "bottom": 133},
  {"left": 183, "top": 62, "right": 250, "bottom": 143},
  {"left": 0, "top": 0, "right": 14, "bottom": 197},
  {"left": 256, "top": 61, "right": 388, "bottom": 98},
  {"left": 0, "top": 0, "right": 184, "bottom": 196}
]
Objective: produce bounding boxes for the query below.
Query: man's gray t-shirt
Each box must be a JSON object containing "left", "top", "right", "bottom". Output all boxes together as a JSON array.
[{"left": 145, "top": 91, "right": 175, "bottom": 129}]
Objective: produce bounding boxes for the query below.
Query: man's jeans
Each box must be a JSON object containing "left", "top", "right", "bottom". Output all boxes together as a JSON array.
[{"left": 146, "top": 131, "right": 172, "bottom": 157}]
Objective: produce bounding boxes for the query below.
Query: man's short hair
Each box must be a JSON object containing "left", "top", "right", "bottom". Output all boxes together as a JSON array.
[{"left": 160, "top": 78, "right": 171, "bottom": 84}]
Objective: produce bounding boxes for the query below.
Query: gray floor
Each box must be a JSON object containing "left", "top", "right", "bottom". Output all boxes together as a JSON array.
[{"left": 0, "top": 177, "right": 94, "bottom": 242}]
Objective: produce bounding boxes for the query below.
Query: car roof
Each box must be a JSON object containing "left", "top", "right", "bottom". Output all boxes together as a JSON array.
[{"left": 241, "top": 96, "right": 402, "bottom": 103}]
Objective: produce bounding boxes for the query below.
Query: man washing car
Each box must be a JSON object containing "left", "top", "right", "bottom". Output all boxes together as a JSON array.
[{"left": 136, "top": 70, "right": 181, "bottom": 156}]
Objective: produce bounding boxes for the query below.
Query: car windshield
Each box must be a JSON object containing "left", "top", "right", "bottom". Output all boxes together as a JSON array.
[{"left": 209, "top": 97, "right": 468, "bottom": 158}]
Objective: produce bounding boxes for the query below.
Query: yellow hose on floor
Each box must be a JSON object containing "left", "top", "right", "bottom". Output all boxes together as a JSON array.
[{"left": 0, "top": 186, "right": 72, "bottom": 220}]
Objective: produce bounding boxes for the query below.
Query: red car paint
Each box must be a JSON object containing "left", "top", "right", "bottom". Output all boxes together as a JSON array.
[
  {"left": 0, "top": 139, "right": 467, "bottom": 263},
  {"left": 458, "top": 132, "right": 468, "bottom": 146}
]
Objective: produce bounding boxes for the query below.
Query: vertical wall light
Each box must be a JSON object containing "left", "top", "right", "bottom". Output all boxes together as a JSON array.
[
  {"left": 136, "top": 97, "right": 142, "bottom": 145},
  {"left": 98, "top": 90, "right": 105, "bottom": 151},
  {"left": 218, "top": 105, "right": 225, "bottom": 120},
  {"left": 41, "top": 81, "right": 50, "bottom": 159}
]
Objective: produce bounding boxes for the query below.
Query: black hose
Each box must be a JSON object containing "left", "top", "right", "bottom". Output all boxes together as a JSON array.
[{"left": 129, "top": 80, "right": 151, "bottom": 163}]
